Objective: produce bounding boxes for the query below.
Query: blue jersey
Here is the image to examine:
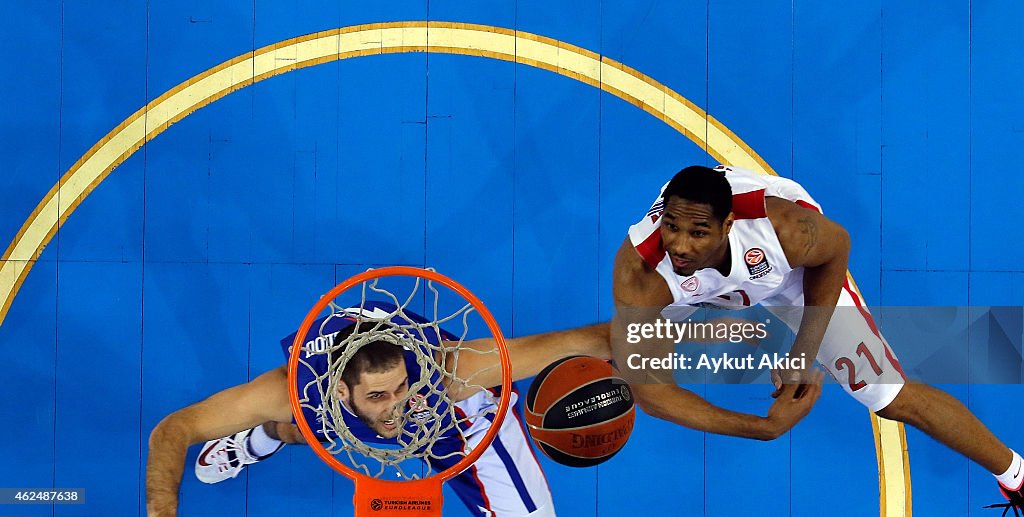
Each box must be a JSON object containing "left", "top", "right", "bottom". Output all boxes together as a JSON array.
[
  {"left": 280, "top": 302, "right": 552, "bottom": 517},
  {"left": 280, "top": 301, "right": 459, "bottom": 445}
]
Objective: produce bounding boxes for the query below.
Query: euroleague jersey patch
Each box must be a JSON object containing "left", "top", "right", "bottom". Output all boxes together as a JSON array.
[{"left": 744, "top": 247, "right": 773, "bottom": 279}]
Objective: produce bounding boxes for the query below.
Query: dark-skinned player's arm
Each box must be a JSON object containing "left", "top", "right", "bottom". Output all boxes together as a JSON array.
[
  {"left": 766, "top": 197, "right": 850, "bottom": 395},
  {"left": 610, "top": 237, "right": 823, "bottom": 440},
  {"left": 146, "top": 367, "right": 293, "bottom": 517}
]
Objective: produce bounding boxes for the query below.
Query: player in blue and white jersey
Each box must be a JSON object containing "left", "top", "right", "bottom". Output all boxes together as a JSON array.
[{"left": 146, "top": 301, "right": 610, "bottom": 517}]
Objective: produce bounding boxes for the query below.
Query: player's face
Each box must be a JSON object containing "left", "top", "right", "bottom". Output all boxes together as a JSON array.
[
  {"left": 345, "top": 364, "right": 410, "bottom": 439},
  {"left": 659, "top": 197, "right": 733, "bottom": 276}
]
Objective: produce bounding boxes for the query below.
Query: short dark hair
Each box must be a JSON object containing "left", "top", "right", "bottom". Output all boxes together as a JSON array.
[
  {"left": 662, "top": 165, "right": 732, "bottom": 222},
  {"left": 330, "top": 322, "right": 405, "bottom": 388}
]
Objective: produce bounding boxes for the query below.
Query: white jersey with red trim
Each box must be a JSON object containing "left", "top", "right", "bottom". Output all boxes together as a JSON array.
[
  {"left": 627, "top": 165, "right": 907, "bottom": 412},
  {"left": 627, "top": 165, "right": 818, "bottom": 311}
]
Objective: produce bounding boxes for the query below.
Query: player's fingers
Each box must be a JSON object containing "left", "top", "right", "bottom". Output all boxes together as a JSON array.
[
  {"left": 773, "top": 376, "right": 796, "bottom": 399},
  {"left": 783, "top": 370, "right": 803, "bottom": 385},
  {"left": 770, "top": 368, "right": 784, "bottom": 398},
  {"left": 801, "top": 375, "right": 824, "bottom": 404},
  {"left": 778, "top": 380, "right": 802, "bottom": 398},
  {"left": 793, "top": 376, "right": 820, "bottom": 400},
  {"left": 792, "top": 384, "right": 805, "bottom": 399}
]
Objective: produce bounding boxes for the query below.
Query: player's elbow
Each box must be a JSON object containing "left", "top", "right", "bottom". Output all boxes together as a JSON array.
[
  {"left": 833, "top": 225, "right": 851, "bottom": 256},
  {"left": 148, "top": 420, "right": 171, "bottom": 454},
  {"left": 149, "top": 411, "right": 193, "bottom": 450}
]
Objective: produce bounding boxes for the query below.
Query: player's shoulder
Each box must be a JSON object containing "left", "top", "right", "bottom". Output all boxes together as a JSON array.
[
  {"left": 714, "top": 165, "right": 767, "bottom": 192},
  {"left": 612, "top": 237, "right": 673, "bottom": 306},
  {"left": 764, "top": 196, "right": 848, "bottom": 268},
  {"left": 715, "top": 165, "right": 809, "bottom": 197},
  {"left": 764, "top": 196, "right": 817, "bottom": 239}
]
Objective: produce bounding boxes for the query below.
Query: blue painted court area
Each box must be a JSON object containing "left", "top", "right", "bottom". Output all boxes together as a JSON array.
[{"left": 1, "top": 1, "right": 1022, "bottom": 516}]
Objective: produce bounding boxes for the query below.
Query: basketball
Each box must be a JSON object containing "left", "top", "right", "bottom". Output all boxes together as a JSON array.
[{"left": 524, "top": 356, "right": 636, "bottom": 467}]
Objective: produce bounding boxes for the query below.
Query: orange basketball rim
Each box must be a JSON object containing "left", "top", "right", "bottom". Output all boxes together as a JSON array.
[{"left": 286, "top": 266, "right": 513, "bottom": 516}]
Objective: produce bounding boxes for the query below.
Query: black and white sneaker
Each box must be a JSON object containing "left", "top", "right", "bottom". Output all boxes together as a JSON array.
[
  {"left": 985, "top": 481, "right": 1024, "bottom": 517},
  {"left": 194, "top": 428, "right": 284, "bottom": 484}
]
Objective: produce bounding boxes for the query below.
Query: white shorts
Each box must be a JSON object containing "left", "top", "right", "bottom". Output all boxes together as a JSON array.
[
  {"left": 442, "top": 391, "right": 555, "bottom": 516},
  {"left": 762, "top": 271, "right": 907, "bottom": 412},
  {"left": 759, "top": 194, "right": 906, "bottom": 412}
]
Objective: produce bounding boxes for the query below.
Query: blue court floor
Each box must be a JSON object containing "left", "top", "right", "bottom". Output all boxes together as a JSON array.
[{"left": 1, "top": 1, "right": 1022, "bottom": 516}]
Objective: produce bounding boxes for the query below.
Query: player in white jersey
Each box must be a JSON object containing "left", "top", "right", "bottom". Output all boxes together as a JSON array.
[{"left": 613, "top": 165, "right": 1024, "bottom": 510}]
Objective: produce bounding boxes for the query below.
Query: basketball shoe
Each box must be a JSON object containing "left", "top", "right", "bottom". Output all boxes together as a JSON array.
[
  {"left": 194, "top": 428, "right": 284, "bottom": 484},
  {"left": 985, "top": 482, "right": 1024, "bottom": 516}
]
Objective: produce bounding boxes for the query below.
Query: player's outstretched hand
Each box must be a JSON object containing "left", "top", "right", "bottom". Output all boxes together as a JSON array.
[{"left": 765, "top": 369, "right": 824, "bottom": 438}]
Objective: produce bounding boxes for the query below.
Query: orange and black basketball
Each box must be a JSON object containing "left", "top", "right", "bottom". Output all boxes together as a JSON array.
[{"left": 524, "top": 356, "right": 635, "bottom": 467}]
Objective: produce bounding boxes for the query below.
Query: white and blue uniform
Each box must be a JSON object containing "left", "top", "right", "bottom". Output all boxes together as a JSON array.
[
  {"left": 280, "top": 301, "right": 554, "bottom": 516},
  {"left": 628, "top": 165, "right": 906, "bottom": 411}
]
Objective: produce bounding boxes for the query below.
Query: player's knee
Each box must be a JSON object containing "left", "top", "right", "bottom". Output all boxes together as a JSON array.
[
  {"left": 873, "top": 384, "right": 921, "bottom": 425},
  {"left": 873, "top": 401, "right": 902, "bottom": 422}
]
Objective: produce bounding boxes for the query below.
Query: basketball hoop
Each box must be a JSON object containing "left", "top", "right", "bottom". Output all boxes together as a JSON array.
[{"left": 287, "top": 266, "right": 512, "bottom": 516}]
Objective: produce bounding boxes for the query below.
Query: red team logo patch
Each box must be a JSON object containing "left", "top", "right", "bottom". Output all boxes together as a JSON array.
[
  {"left": 744, "top": 247, "right": 773, "bottom": 279},
  {"left": 681, "top": 277, "right": 700, "bottom": 292},
  {"left": 408, "top": 393, "right": 430, "bottom": 421},
  {"left": 409, "top": 393, "right": 427, "bottom": 410}
]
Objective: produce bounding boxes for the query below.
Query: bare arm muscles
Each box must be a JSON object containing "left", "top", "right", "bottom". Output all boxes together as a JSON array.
[
  {"left": 611, "top": 236, "right": 821, "bottom": 440},
  {"left": 146, "top": 366, "right": 293, "bottom": 516},
  {"left": 448, "top": 322, "right": 611, "bottom": 401},
  {"left": 768, "top": 197, "right": 850, "bottom": 365}
]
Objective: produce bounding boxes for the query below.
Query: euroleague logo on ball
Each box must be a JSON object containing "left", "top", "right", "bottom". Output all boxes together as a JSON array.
[
  {"left": 619, "top": 384, "right": 632, "bottom": 402},
  {"left": 744, "top": 247, "right": 773, "bottom": 279},
  {"left": 370, "top": 499, "right": 383, "bottom": 511}
]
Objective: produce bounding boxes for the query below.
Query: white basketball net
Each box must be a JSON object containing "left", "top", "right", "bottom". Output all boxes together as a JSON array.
[{"left": 295, "top": 274, "right": 503, "bottom": 479}]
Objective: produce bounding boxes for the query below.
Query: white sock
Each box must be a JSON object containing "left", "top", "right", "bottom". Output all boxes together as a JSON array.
[
  {"left": 246, "top": 424, "right": 284, "bottom": 458},
  {"left": 996, "top": 450, "right": 1024, "bottom": 491}
]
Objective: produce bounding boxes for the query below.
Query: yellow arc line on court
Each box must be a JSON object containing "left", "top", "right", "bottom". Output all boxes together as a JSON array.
[{"left": 0, "top": 21, "right": 910, "bottom": 516}]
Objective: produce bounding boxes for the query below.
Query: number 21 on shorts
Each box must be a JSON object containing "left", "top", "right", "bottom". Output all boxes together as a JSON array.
[{"left": 834, "top": 342, "right": 883, "bottom": 391}]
